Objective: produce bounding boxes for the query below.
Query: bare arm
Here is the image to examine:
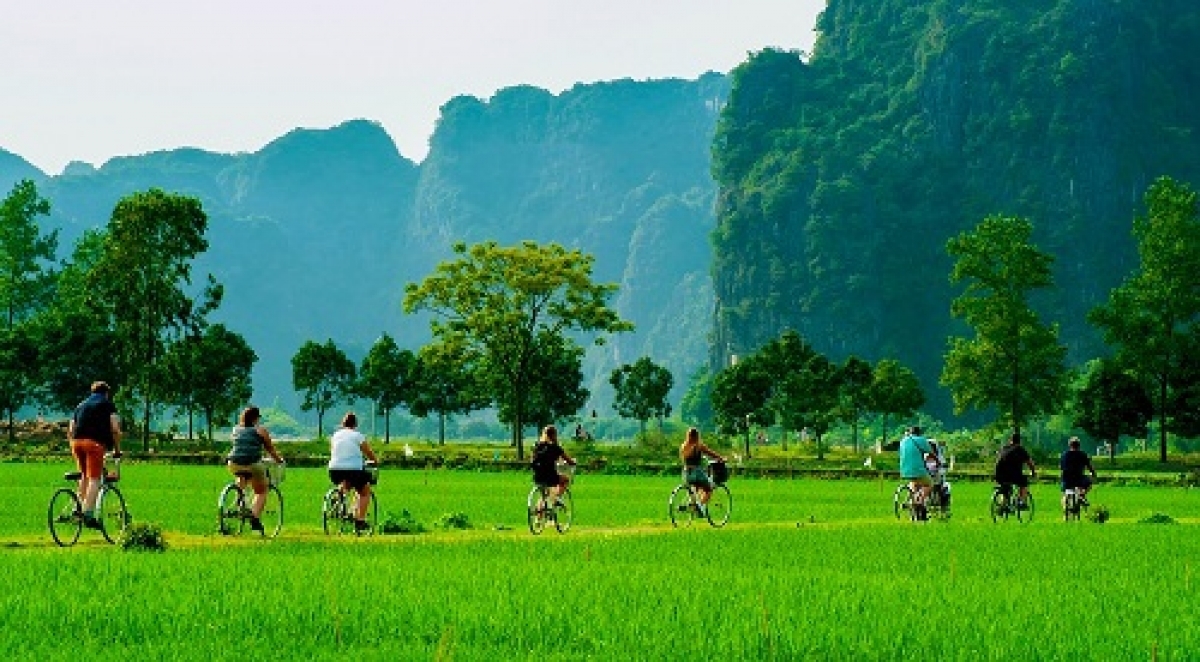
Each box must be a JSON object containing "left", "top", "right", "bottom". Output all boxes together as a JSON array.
[
  {"left": 361, "top": 442, "right": 379, "bottom": 464},
  {"left": 699, "top": 442, "right": 724, "bottom": 463},
  {"left": 259, "top": 426, "right": 284, "bottom": 463}
]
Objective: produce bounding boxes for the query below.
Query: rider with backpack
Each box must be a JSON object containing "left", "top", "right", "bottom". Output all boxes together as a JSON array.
[{"left": 530, "top": 425, "right": 576, "bottom": 506}]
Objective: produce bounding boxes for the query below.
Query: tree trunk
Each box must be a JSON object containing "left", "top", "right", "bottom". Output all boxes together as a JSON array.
[
  {"left": 384, "top": 411, "right": 391, "bottom": 444},
  {"left": 438, "top": 411, "right": 446, "bottom": 445},
  {"left": 1159, "top": 379, "right": 1169, "bottom": 463}
]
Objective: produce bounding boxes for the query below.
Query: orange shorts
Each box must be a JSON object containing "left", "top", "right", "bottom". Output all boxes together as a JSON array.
[{"left": 71, "top": 439, "right": 106, "bottom": 478}]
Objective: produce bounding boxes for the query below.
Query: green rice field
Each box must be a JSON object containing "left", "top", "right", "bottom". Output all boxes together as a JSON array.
[{"left": 1, "top": 461, "right": 1197, "bottom": 660}]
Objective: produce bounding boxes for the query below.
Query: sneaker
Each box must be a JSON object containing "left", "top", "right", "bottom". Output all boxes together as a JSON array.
[
  {"left": 83, "top": 514, "right": 102, "bottom": 530},
  {"left": 354, "top": 520, "right": 372, "bottom": 534},
  {"left": 249, "top": 518, "right": 265, "bottom": 533}
]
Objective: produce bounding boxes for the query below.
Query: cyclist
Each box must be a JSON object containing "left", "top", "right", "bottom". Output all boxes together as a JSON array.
[
  {"left": 926, "top": 439, "right": 951, "bottom": 510},
  {"left": 994, "top": 432, "right": 1037, "bottom": 508},
  {"left": 679, "top": 427, "right": 725, "bottom": 516},
  {"left": 1060, "top": 436, "right": 1097, "bottom": 510},
  {"left": 328, "top": 411, "right": 379, "bottom": 533},
  {"left": 67, "top": 381, "right": 122, "bottom": 529},
  {"left": 899, "top": 426, "right": 934, "bottom": 520},
  {"left": 226, "top": 406, "right": 285, "bottom": 533},
  {"left": 530, "top": 425, "right": 576, "bottom": 507}
]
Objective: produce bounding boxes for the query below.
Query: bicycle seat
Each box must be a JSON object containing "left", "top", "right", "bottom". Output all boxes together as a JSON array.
[
  {"left": 64, "top": 471, "right": 83, "bottom": 481},
  {"left": 233, "top": 470, "right": 253, "bottom": 479}
]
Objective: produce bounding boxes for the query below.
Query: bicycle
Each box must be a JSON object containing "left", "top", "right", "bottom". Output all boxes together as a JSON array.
[
  {"left": 527, "top": 462, "right": 574, "bottom": 535},
  {"left": 990, "top": 483, "right": 1035, "bottom": 523},
  {"left": 322, "top": 462, "right": 379, "bottom": 535},
  {"left": 893, "top": 481, "right": 950, "bottom": 521},
  {"left": 48, "top": 454, "right": 129, "bottom": 547},
  {"left": 668, "top": 461, "right": 732, "bottom": 528},
  {"left": 1062, "top": 487, "right": 1089, "bottom": 522},
  {"left": 217, "top": 458, "right": 284, "bottom": 538}
]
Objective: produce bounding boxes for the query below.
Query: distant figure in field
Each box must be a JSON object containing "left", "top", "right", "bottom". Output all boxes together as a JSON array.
[
  {"left": 994, "top": 432, "right": 1037, "bottom": 508},
  {"left": 328, "top": 411, "right": 380, "bottom": 533},
  {"left": 1059, "top": 436, "right": 1097, "bottom": 509},
  {"left": 68, "top": 381, "right": 122, "bottom": 529},
  {"left": 898, "top": 426, "right": 934, "bottom": 520},
  {"left": 226, "top": 406, "right": 284, "bottom": 533},
  {"left": 679, "top": 427, "right": 725, "bottom": 515},
  {"left": 530, "top": 425, "right": 576, "bottom": 506}
]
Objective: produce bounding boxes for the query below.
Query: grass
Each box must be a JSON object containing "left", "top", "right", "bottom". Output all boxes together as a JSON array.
[{"left": 1, "top": 463, "right": 1197, "bottom": 660}]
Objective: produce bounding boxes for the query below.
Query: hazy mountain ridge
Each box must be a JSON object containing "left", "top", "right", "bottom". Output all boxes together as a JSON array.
[{"left": 2, "top": 76, "right": 729, "bottom": 412}]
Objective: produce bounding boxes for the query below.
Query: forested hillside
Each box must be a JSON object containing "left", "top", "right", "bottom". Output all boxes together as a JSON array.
[
  {"left": 711, "top": 0, "right": 1200, "bottom": 418},
  {"left": 1, "top": 74, "right": 728, "bottom": 413}
]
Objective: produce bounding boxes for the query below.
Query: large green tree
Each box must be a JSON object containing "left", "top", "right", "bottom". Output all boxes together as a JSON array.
[
  {"left": 292, "top": 339, "right": 356, "bottom": 439},
  {"left": 679, "top": 366, "right": 715, "bottom": 430},
  {"left": 711, "top": 357, "right": 772, "bottom": 458},
  {"left": 0, "top": 179, "right": 56, "bottom": 439},
  {"left": 404, "top": 241, "right": 632, "bottom": 458},
  {"left": 1072, "top": 358, "right": 1152, "bottom": 462},
  {"left": 837, "top": 356, "right": 874, "bottom": 453},
  {"left": 865, "top": 358, "right": 926, "bottom": 449},
  {"left": 87, "top": 189, "right": 222, "bottom": 449},
  {"left": 941, "top": 215, "right": 1068, "bottom": 436},
  {"left": 1089, "top": 177, "right": 1200, "bottom": 462},
  {"left": 356, "top": 333, "right": 417, "bottom": 444},
  {"left": 408, "top": 342, "right": 488, "bottom": 446},
  {"left": 610, "top": 356, "right": 674, "bottom": 438},
  {"left": 186, "top": 324, "right": 257, "bottom": 442}
]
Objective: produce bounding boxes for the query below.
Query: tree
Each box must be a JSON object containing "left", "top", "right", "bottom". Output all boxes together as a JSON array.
[
  {"left": 408, "top": 342, "right": 488, "bottom": 446},
  {"left": 0, "top": 179, "right": 56, "bottom": 328},
  {"left": 188, "top": 325, "right": 256, "bottom": 442},
  {"left": 775, "top": 353, "right": 841, "bottom": 460},
  {"left": 356, "top": 333, "right": 417, "bottom": 444},
  {"left": 865, "top": 358, "right": 926, "bottom": 449},
  {"left": 754, "top": 330, "right": 824, "bottom": 451},
  {"left": 292, "top": 339, "right": 356, "bottom": 439},
  {"left": 680, "top": 366, "right": 715, "bottom": 430},
  {"left": 0, "top": 179, "right": 56, "bottom": 439},
  {"left": 1089, "top": 177, "right": 1200, "bottom": 463},
  {"left": 498, "top": 333, "right": 588, "bottom": 434},
  {"left": 610, "top": 357, "right": 674, "bottom": 439},
  {"left": 711, "top": 357, "right": 772, "bottom": 458},
  {"left": 941, "top": 215, "right": 1068, "bottom": 436},
  {"left": 1072, "top": 359, "right": 1152, "bottom": 463},
  {"left": 30, "top": 230, "right": 122, "bottom": 415},
  {"left": 837, "top": 356, "right": 874, "bottom": 453},
  {"left": 404, "top": 241, "right": 632, "bottom": 458},
  {"left": 86, "top": 189, "right": 222, "bottom": 450}
]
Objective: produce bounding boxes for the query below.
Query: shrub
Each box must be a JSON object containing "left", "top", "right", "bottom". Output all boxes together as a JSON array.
[
  {"left": 118, "top": 521, "right": 168, "bottom": 552},
  {"left": 1087, "top": 505, "right": 1110, "bottom": 524},
  {"left": 1138, "top": 512, "right": 1176, "bottom": 525},
  {"left": 435, "top": 512, "right": 472, "bottom": 530},
  {"left": 378, "top": 509, "right": 426, "bottom": 535}
]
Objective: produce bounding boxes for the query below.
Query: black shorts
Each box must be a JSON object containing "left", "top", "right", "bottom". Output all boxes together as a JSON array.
[
  {"left": 533, "top": 472, "right": 562, "bottom": 489},
  {"left": 329, "top": 469, "right": 371, "bottom": 491},
  {"left": 995, "top": 473, "right": 1029, "bottom": 489},
  {"left": 1061, "top": 476, "right": 1092, "bottom": 491}
]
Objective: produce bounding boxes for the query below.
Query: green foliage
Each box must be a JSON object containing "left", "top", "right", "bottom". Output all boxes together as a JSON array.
[
  {"left": 435, "top": 512, "right": 472, "bottom": 530},
  {"left": 679, "top": 366, "right": 714, "bottom": 430},
  {"left": 1137, "top": 512, "right": 1177, "bottom": 525},
  {"left": 609, "top": 356, "right": 673, "bottom": 437},
  {"left": 867, "top": 359, "right": 926, "bottom": 448},
  {"left": 291, "top": 339, "right": 356, "bottom": 439},
  {"left": 1087, "top": 505, "right": 1110, "bottom": 524},
  {"left": 378, "top": 509, "right": 427, "bottom": 535},
  {"left": 408, "top": 342, "right": 490, "bottom": 446},
  {"left": 117, "top": 521, "right": 168, "bottom": 552},
  {"left": 161, "top": 324, "right": 256, "bottom": 441},
  {"left": 87, "top": 189, "right": 223, "bottom": 449},
  {"left": 356, "top": 334, "right": 418, "bottom": 444},
  {"left": 1090, "top": 177, "right": 1200, "bottom": 462},
  {"left": 404, "top": 241, "right": 632, "bottom": 457},
  {"left": 1072, "top": 358, "right": 1152, "bottom": 447},
  {"left": 941, "top": 215, "right": 1068, "bottom": 432}
]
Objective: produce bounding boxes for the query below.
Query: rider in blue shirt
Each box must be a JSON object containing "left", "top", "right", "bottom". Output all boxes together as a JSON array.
[{"left": 899, "top": 426, "right": 934, "bottom": 520}]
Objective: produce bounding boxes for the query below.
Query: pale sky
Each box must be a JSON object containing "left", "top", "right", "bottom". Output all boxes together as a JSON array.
[{"left": 1, "top": 1, "right": 824, "bottom": 175}]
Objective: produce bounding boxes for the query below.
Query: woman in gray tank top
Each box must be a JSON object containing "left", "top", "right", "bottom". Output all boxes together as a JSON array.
[{"left": 226, "top": 406, "right": 284, "bottom": 532}]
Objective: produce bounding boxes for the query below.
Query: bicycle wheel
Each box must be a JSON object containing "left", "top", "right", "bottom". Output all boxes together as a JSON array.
[
  {"left": 48, "top": 488, "right": 83, "bottom": 547},
  {"left": 1017, "top": 492, "right": 1034, "bottom": 523},
  {"left": 97, "top": 487, "right": 129, "bottom": 544},
  {"left": 527, "top": 485, "right": 548, "bottom": 535},
  {"left": 260, "top": 486, "right": 284, "bottom": 538},
  {"left": 668, "top": 484, "right": 696, "bottom": 528},
  {"left": 322, "top": 488, "right": 345, "bottom": 535},
  {"left": 217, "top": 483, "right": 245, "bottom": 535},
  {"left": 706, "top": 485, "right": 732, "bottom": 528},
  {"left": 553, "top": 489, "right": 573, "bottom": 533},
  {"left": 990, "top": 488, "right": 1009, "bottom": 523},
  {"left": 893, "top": 484, "right": 913, "bottom": 520}
]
